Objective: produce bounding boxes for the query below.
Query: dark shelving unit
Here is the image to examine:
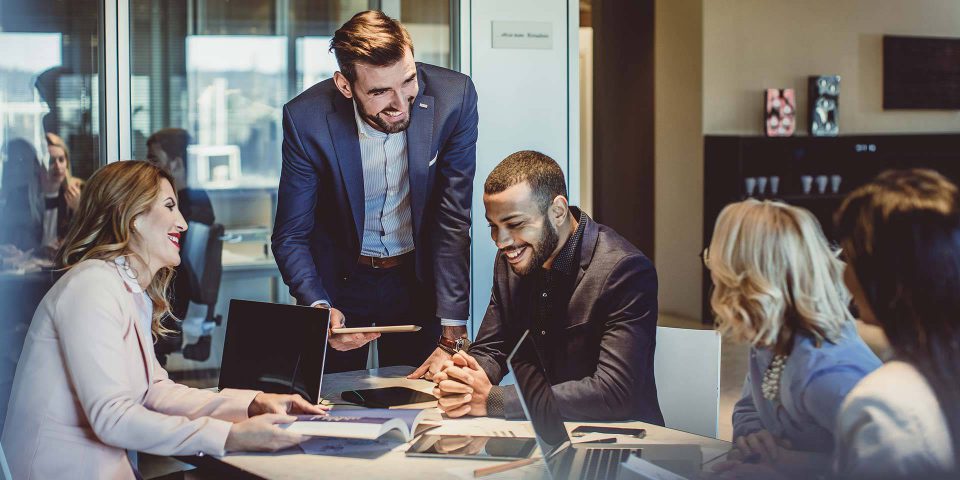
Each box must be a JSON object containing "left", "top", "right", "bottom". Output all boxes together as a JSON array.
[{"left": 701, "top": 133, "right": 960, "bottom": 323}]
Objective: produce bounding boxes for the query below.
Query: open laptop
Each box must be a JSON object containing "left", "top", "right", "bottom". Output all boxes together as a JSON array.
[
  {"left": 507, "top": 330, "right": 701, "bottom": 480},
  {"left": 218, "top": 300, "right": 330, "bottom": 404}
]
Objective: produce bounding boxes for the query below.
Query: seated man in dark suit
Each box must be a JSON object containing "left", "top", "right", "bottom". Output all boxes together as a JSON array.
[
  {"left": 147, "top": 128, "right": 215, "bottom": 363},
  {"left": 432, "top": 151, "right": 664, "bottom": 423}
]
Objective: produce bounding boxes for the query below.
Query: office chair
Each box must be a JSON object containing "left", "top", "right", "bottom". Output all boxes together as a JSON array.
[{"left": 181, "top": 222, "right": 225, "bottom": 362}]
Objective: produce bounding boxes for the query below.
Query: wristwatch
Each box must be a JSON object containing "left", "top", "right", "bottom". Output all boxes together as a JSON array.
[{"left": 438, "top": 335, "right": 470, "bottom": 354}]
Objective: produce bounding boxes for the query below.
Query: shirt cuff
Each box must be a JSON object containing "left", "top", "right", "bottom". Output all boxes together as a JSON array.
[
  {"left": 486, "top": 385, "right": 506, "bottom": 418},
  {"left": 440, "top": 318, "right": 467, "bottom": 327},
  {"left": 310, "top": 300, "right": 331, "bottom": 308}
]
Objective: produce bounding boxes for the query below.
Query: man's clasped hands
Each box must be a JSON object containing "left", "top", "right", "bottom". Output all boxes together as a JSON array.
[{"left": 429, "top": 350, "right": 493, "bottom": 418}]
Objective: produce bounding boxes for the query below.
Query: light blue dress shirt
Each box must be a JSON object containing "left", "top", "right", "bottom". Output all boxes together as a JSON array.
[
  {"left": 339, "top": 103, "right": 465, "bottom": 326},
  {"left": 353, "top": 102, "right": 416, "bottom": 258},
  {"left": 732, "top": 321, "right": 882, "bottom": 453}
]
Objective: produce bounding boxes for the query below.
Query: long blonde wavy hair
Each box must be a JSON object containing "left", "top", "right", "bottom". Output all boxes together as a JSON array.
[
  {"left": 706, "top": 199, "right": 852, "bottom": 354},
  {"left": 59, "top": 161, "right": 177, "bottom": 337}
]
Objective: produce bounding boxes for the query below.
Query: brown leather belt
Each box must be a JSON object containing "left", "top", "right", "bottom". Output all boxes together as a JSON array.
[{"left": 357, "top": 252, "right": 413, "bottom": 269}]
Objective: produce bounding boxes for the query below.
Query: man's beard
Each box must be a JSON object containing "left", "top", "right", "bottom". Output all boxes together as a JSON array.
[
  {"left": 511, "top": 220, "right": 560, "bottom": 277},
  {"left": 358, "top": 98, "right": 413, "bottom": 134}
]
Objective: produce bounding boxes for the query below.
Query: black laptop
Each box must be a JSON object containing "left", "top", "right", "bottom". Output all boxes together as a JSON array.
[
  {"left": 507, "top": 330, "right": 701, "bottom": 480},
  {"left": 218, "top": 300, "right": 330, "bottom": 404}
]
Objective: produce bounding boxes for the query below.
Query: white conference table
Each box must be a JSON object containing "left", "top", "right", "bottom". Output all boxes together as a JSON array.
[{"left": 188, "top": 366, "right": 731, "bottom": 479}]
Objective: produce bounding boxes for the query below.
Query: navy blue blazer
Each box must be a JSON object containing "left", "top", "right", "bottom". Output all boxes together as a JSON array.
[{"left": 272, "top": 63, "right": 477, "bottom": 320}]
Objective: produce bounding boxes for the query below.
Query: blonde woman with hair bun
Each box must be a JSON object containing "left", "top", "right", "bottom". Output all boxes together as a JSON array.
[{"left": 706, "top": 199, "right": 880, "bottom": 478}]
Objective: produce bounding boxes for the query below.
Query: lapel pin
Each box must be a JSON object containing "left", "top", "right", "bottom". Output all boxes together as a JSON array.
[{"left": 419, "top": 103, "right": 428, "bottom": 109}]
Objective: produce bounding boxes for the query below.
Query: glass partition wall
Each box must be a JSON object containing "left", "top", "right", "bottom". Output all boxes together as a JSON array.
[
  {"left": 0, "top": 0, "right": 457, "bottom": 403},
  {"left": 127, "top": 0, "right": 457, "bottom": 384},
  {"left": 0, "top": 0, "right": 105, "bottom": 433}
]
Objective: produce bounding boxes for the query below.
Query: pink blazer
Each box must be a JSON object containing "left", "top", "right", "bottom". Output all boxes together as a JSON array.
[{"left": 1, "top": 259, "right": 259, "bottom": 480}]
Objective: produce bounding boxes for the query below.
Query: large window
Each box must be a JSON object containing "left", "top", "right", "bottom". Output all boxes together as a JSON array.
[
  {"left": 128, "top": 0, "right": 457, "bottom": 383},
  {"left": 0, "top": 0, "right": 104, "bottom": 433}
]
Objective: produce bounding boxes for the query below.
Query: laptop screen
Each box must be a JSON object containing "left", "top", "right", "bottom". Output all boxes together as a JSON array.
[
  {"left": 507, "top": 330, "right": 571, "bottom": 458},
  {"left": 218, "top": 300, "right": 330, "bottom": 403}
]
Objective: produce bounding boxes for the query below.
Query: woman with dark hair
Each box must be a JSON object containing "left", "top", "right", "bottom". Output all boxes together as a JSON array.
[
  {"left": 833, "top": 168, "right": 959, "bottom": 477},
  {"left": 1, "top": 161, "right": 325, "bottom": 479}
]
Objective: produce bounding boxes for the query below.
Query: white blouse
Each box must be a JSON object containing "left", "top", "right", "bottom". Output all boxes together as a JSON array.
[{"left": 835, "top": 360, "right": 955, "bottom": 477}]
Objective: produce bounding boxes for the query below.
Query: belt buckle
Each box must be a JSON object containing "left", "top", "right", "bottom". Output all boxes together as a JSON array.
[{"left": 369, "top": 256, "right": 381, "bottom": 269}]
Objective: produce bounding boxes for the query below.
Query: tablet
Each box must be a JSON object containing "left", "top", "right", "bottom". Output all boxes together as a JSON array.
[
  {"left": 340, "top": 386, "right": 436, "bottom": 407},
  {"left": 406, "top": 435, "right": 537, "bottom": 461},
  {"left": 330, "top": 325, "right": 421, "bottom": 334}
]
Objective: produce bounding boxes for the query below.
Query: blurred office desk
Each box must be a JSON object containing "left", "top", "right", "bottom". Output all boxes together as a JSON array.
[
  {"left": 0, "top": 269, "right": 58, "bottom": 433},
  {"left": 182, "top": 366, "right": 731, "bottom": 479}
]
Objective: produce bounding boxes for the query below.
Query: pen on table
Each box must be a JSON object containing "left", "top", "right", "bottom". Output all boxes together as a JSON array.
[{"left": 474, "top": 456, "right": 540, "bottom": 478}]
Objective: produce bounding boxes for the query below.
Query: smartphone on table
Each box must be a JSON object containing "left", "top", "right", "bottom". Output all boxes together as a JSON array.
[{"left": 570, "top": 425, "right": 647, "bottom": 438}]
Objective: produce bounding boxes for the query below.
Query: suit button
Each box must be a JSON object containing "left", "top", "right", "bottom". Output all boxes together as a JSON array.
[
  {"left": 541, "top": 292, "right": 548, "bottom": 298},
  {"left": 540, "top": 330, "right": 546, "bottom": 336}
]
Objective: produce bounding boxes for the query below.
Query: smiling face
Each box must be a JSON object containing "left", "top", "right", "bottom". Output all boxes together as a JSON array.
[
  {"left": 334, "top": 47, "right": 418, "bottom": 134},
  {"left": 128, "top": 179, "right": 187, "bottom": 273},
  {"left": 484, "top": 182, "right": 562, "bottom": 276},
  {"left": 47, "top": 145, "right": 68, "bottom": 183}
]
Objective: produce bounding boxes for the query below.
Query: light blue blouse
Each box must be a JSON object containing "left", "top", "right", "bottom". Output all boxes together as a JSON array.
[{"left": 732, "top": 321, "right": 882, "bottom": 453}]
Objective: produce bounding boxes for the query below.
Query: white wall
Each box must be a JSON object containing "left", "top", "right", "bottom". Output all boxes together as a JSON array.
[
  {"left": 461, "top": 0, "right": 580, "bottom": 335},
  {"left": 655, "top": 0, "right": 704, "bottom": 321},
  {"left": 704, "top": 0, "right": 960, "bottom": 135}
]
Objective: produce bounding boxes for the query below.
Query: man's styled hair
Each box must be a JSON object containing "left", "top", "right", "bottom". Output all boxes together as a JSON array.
[
  {"left": 330, "top": 10, "right": 414, "bottom": 84},
  {"left": 146, "top": 128, "right": 190, "bottom": 166},
  {"left": 484, "top": 150, "right": 568, "bottom": 213}
]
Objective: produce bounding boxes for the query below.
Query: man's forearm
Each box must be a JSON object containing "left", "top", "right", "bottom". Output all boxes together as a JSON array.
[{"left": 442, "top": 325, "right": 467, "bottom": 340}]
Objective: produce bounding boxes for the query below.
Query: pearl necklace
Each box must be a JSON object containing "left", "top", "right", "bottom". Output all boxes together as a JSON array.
[{"left": 761, "top": 354, "right": 788, "bottom": 402}]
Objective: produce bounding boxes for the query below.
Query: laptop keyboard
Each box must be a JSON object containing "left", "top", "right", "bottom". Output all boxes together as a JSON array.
[{"left": 581, "top": 448, "right": 641, "bottom": 480}]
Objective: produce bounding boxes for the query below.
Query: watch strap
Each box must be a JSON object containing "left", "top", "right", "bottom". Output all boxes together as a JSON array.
[{"left": 438, "top": 335, "right": 468, "bottom": 354}]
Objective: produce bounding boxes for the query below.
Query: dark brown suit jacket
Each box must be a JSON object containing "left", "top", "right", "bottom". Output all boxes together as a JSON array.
[{"left": 469, "top": 213, "right": 664, "bottom": 424}]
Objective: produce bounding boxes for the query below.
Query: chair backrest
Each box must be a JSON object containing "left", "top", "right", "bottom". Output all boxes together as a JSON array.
[
  {"left": 0, "top": 440, "right": 12, "bottom": 480},
  {"left": 182, "top": 221, "right": 224, "bottom": 308},
  {"left": 654, "top": 326, "right": 722, "bottom": 438}
]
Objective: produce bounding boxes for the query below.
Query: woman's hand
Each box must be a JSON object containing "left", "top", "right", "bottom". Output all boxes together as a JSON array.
[
  {"left": 64, "top": 178, "right": 82, "bottom": 212},
  {"left": 247, "top": 393, "right": 329, "bottom": 417},
  {"left": 733, "top": 429, "right": 782, "bottom": 463},
  {"left": 224, "top": 414, "right": 304, "bottom": 452}
]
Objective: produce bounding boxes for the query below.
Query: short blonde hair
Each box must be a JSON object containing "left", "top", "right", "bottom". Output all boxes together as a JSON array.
[{"left": 707, "top": 199, "right": 852, "bottom": 352}]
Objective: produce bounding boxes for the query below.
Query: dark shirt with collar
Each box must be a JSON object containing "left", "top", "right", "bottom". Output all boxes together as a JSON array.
[
  {"left": 528, "top": 209, "right": 585, "bottom": 366},
  {"left": 471, "top": 207, "right": 663, "bottom": 424}
]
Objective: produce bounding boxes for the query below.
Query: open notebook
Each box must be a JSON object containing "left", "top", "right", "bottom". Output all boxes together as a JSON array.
[{"left": 284, "top": 408, "right": 438, "bottom": 442}]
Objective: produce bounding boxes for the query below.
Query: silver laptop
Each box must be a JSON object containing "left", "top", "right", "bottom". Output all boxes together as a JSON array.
[{"left": 507, "top": 330, "right": 701, "bottom": 480}]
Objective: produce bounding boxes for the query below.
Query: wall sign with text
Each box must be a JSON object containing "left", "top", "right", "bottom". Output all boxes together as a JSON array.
[{"left": 491, "top": 21, "right": 553, "bottom": 50}]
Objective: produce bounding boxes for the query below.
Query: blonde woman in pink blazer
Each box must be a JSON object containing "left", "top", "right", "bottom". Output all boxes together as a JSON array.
[{"left": 1, "top": 161, "right": 327, "bottom": 479}]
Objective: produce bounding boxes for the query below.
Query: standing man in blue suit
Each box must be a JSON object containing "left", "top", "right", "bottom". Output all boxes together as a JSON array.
[{"left": 272, "top": 11, "right": 478, "bottom": 375}]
